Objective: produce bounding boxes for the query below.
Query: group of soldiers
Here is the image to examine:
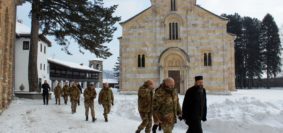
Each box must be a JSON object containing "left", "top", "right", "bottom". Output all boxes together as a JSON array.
[
  {"left": 136, "top": 76, "right": 207, "bottom": 133},
  {"left": 41, "top": 80, "right": 114, "bottom": 123},
  {"left": 41, "top": 75, "right": 207, "bottom": 133}
]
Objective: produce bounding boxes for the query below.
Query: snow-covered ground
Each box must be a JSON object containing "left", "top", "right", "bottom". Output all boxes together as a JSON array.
[{"left": 0, "top": 89, "right": 283, "bottom": 133}]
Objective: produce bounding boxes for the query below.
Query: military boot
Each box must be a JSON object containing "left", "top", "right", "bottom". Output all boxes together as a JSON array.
[
  {"left": 92, "top": 117, "right": 97, "bottom": 122},
  {"left": 152, "top": 124, "right": 158, "bottom": 133},
  {"left": 135, "top": 130, "right": 141, "bottom": 133},
  {"left": 86, "top": 116, "right": 88, "bottom": 121},
  {"left": 159, "top": 124, "right": 162, "bottom": 131},
  {"left": 105, "top": 117, "right": 108, "bottom": 122}
]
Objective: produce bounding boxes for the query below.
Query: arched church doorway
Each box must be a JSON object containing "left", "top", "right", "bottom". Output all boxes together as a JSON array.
[{"left": 159, "top": 47, "right": 190, "bottom": 94}]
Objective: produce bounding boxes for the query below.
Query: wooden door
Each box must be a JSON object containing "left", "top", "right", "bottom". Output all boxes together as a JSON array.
[{"left": 168, "top": 70, "right": 181, "bottom": 93}]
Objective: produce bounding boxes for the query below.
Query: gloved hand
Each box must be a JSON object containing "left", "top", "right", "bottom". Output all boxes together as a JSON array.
[
  {"left": 202, "top": 118, "right": 207, "bottom": 122},
  {"left": 112, "top": 102, "right": 114, "bottom": 106},
  {"left": 178, "top": 116, "right": 183, "bottom": 121},
  {"left": 185, "top": 120, "right": 190, "bottom": 125}
]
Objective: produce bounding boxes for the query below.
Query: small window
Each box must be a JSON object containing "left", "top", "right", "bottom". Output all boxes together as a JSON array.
[
  {"left": 204, "top": 52, "right": 212, "bottom": 67},
  {"left": 96, "top": 64, "right": 100, "bottom": 70},
  {"left": 204, "top": 53, "right": 208, "bottom": 66},
  {"left": 169, "top": 23, "right": 179, "bottom": 40},
  {"left": 142, "top": 55, "right": 145, "bottom": 67},
  {"left": 171, "top": 0, "right": 177, "bottom": 11},
  {"left": 40, "top": 63, "right": 42, "bottom": 70},
  {"left": 44, "top": 64, "right": 46, "bottom": 70},
  {"left": 138, "top": 55, "right": 141, "bottom": 67},
  {"left": 47, "top": 65, "right": 50, "bottom": 73},
  {"left": 23, "top": 41, "right": 29, "bottom": 50},
  {"left": 138, "top": 54, "right": 145, "bottom": 68},
  {"left": 44, "top": 46, "right": 46, "bottom": 54},
  {"left": 208, "top": 53, "right": 212, "bottom": 66},
  {"left": 40, "top": 43, "right": 42, "bottom": 52}
]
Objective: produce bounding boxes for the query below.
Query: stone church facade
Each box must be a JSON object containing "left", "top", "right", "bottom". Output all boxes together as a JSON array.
[
  {"left": 119, "top": 0, "right": 236, "bottom": 94},
  {"left": 0, "top": 0, "right": 22, "bottom": 114}
]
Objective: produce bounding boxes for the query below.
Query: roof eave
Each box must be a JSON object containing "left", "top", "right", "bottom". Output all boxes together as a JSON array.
[
  {"left": 196, "top": 5, "right": 229, "bottom": 21},
  {"left": 47, "top": 59, "right": 101, "bottom": 72},
  {"left": 16, "top": 33, "right": 52, "bottom": 47},
  {"left": 119, "top": 6, "right": 152, "bottom": 25}
]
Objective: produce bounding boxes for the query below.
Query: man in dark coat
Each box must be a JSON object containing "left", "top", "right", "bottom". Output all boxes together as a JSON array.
[
  {"left": 182, "top": 76, "right": 207, "bottom": 133},
  {"left": 41, "top": 80, "right": 51, "bottom": 105}
]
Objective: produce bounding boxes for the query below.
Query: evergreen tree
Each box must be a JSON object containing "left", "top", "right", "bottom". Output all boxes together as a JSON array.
[
  {"left": 242, "top": 17, "right": 262, "bottom": 88},
  {"left": 259, "top": 14, "right": 282, "bottom": 88},
  {"left": 222, "top": 13, "right": 247, "bottom": 88},
  {"left": 113, "top": 57, "right": 120, "bottom": 79},
  {"left": 25, "top": 0, "right": 120, "bottom": 91},
  {"left": 222, "top": 14, "right": 264, "bottom": 88}
]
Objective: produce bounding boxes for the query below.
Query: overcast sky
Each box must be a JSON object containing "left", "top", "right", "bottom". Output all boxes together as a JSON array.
[{"left": 16, "top": 0, "right": 283, "bottom": 71}]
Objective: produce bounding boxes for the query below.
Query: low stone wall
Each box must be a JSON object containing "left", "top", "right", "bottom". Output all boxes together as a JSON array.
[
  {"left": 253, "top": 78, "right": 283, "bottom": 88},
  {"left": 14, "top": 92, "right": 52, "bottom": 99}
]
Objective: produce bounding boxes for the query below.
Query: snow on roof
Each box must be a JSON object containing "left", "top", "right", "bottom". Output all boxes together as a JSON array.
[
  {"left": 16, "top": 21, "right": 52, "bottom": 46},
  {"left": 48, "top": 58, "right": 101, "bottom": 72},
  {"left": 103, "top": 78, "right": 118, "bottom": 84},
  {"left": 16, "top": 21, "right": 31, "bottom": 34}
]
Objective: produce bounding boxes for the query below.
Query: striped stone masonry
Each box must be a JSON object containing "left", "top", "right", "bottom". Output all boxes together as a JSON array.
[{"left": 119, "top": 0, "right": 236, "bottom": 94}]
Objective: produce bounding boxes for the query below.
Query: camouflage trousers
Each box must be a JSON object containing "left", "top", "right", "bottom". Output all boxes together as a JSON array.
[
  {"left": 85, "top": 102, "right": 95, "bottom": 118},
  {"left": 55, "top": 96, "right": 61, "bottom": 105},
  {"left": 137, "top": 112, "right": 152, "bottom": 133},
  {"left": 102, "top": 104, "right": 111, "bottom": 119},
  {"left": 71, "top": 99, "right": 78, "bottom": 113},
  {"left": 161, "top": 123, "right": 174, "bottom": 133},
  {"left": 63, "top": 95, "right": 68, "bottom": 105}
]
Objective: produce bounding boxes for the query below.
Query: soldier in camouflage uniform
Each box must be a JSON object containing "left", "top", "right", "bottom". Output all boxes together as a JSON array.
[
  {"left": 75, "top": 81, "right": 82, "bottom": 106},
  {"left": 152, "top": 82, "right": 165, "bottom": 133},
  {"left": 98, "top": 83, "right": 114, "bottom": 122},
  {"left": 153, "top": 78, "right": 182, "bottom": 133},
  {"left": 54, "top": 83, "right": 62, "bottom": 105},
  {"left": 62, "top": 82, "right": 69, "bottom": 105},
  {"left": 69, "top": 82, "right": 80, "bottom": 114},
  {"left": 84, "top": 83, "right": 97, "bottom": 122},
  {"left": 135, "top": 80, "right": 155, "bottom": 133}
]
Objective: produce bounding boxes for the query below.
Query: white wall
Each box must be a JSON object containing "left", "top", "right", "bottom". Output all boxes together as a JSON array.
[{"left": 15, "top": 37, "right": 51, "bottom": 92}]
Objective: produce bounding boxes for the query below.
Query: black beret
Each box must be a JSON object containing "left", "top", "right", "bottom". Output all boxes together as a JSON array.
[{"left": 195, "top": 76, "right": 203, "bottom": 81}]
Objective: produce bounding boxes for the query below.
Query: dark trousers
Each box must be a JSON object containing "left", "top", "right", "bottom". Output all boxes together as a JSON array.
[
  {"left": 186, "top": 120, "right": 202, "bottom": 133},
  {"left": 43, "top": 93, "right": 49, "bottom": 105}
]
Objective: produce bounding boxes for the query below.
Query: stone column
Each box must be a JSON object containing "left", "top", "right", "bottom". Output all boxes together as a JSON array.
[{"left": 159, "top": 66, "right": 164, "bottom": 84}]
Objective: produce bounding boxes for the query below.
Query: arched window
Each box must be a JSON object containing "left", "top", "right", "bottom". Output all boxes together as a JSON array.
[
  {"left": 169, "top": 22, "right": 179, "bottom": 40},
  {"left": 171, "top": 0, "right": 177, "bottom": 11},
  {"left": 138, "top": 54, "right": 145, "bottom": 68},
  {"left": 204, "top": 53, "right": 208, "bottom": 66},
  {"left": 142, "top": 54, "right": 145, "bottom": 67},
  {"left": 138, "top": 55, "right": 141, "bottom": 67},
  {"left": 208, "top": 53, "right": 212, "bottom": 66},
  {"left": 204, "top": 52, "right": 212, "bottom": 67}
]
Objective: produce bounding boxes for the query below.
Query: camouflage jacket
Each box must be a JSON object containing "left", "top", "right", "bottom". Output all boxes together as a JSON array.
[
  {"left": 69, "top": 85, "right": 80, "bottom": 101},
  {"left": 54, "top": 85, "right": 62, "bottom": 97},
  {"left": 84, "top": 87, "right": 97, "bottom": 103},
  {"left": 138, "top": 85, "right": 153, "bottom": 113},
  {"left": 98, "top": 87, "right": 114, "bottom": 105},
  {"left": 62, "top": 85, "right": 69, "bottom": 96},
  {"left": 153, "top": 86, "right": 182, "bottom": 124}
]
